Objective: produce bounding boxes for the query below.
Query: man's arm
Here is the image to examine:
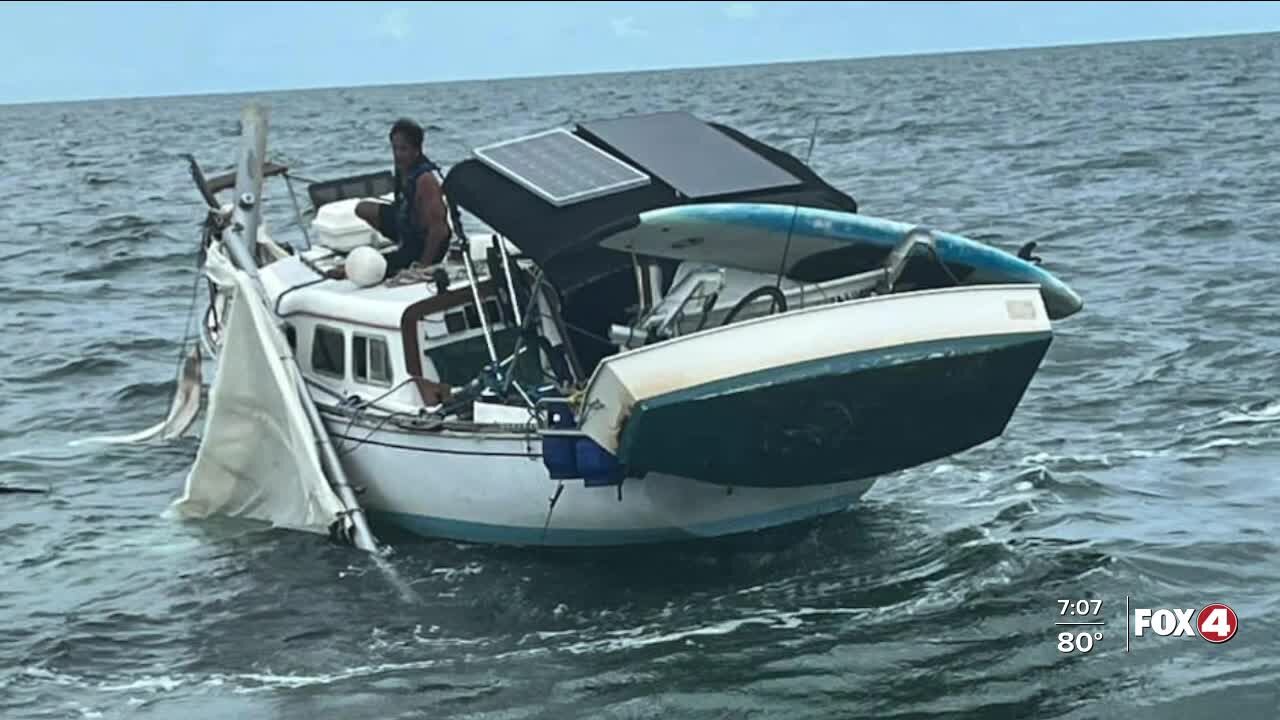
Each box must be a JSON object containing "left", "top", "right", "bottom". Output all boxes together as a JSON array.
[{"left": 415, "top": 173, "right": 452, "bottom": 266}]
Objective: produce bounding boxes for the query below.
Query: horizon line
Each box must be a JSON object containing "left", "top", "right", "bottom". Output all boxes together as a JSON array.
[{"left": 3, "top": 27, "right": 1275, "bottom": 108}]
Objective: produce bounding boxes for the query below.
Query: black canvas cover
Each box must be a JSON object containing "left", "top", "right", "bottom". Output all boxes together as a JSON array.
[{"left": 442, "top": 111, "right": 858, "bottom": 296}]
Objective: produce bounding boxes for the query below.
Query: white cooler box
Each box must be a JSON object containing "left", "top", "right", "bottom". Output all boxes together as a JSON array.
[{"left": 312, "top": 199, "right": 381, "bottom": 252}]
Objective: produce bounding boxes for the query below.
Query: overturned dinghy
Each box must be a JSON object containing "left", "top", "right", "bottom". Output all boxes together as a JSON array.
[
  {"left": 578, "top": 284, "right": 1052, "bottom": 488},
  {"left": 171, "top": 105, "right": 1083, "bottom": 548}
]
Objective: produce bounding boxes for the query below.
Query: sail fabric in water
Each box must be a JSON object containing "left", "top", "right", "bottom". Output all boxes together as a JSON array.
[
  {"left": 70, "top": 344, "right": 203, "bottom": 447},
  {"left": 170, "top": 246, "right": 346, "bottom": 535}
]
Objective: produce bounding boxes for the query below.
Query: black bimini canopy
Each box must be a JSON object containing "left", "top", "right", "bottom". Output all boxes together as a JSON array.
[{"left": 442, "top": 111, "right": 858, "bottom": 296}]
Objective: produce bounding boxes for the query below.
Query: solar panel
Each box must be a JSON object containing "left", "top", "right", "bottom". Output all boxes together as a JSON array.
[{"left": 473, "top": 128, "right": 651, "bottom": 207}]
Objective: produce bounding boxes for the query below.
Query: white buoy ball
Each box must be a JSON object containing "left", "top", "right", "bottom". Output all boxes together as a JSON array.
[{"left": 345, "top": 246, "right": 386, "bottom": 287}]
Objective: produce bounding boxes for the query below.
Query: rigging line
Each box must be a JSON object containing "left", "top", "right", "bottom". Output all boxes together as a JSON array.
[
  {"left": 337, "top": 409, "right": 407, "bottom": 458},
  {"left": 926, "top": 245, "right": 963, "bottom": 286},
  {"left": 331, "top": 377, "right": 417, "bottom": 452},
  {"left": 273, "top": 276, "right": 328, "bottom": 316},
  {"left": 355, "top": 376, "right": 418, "bottom": 412},
  {"left": 804, "top": 116, "right": 820, "bottom": 164},
  {"left": 560, "top": 319, "right": 616, "bottom": 348},
  {"left": 773, "top": 117, "right": 820, "bottom": 294},
  {"left": 540, "top": 482, "right": 566, "bottom": 546},
  {"left": 172, "top": 257, "right": 206, "bottom": 381},
  {"left": 774, "top": 206, "right": 800, "bottom": 293},
  {"left": 303, "top": 377, "right": 348, "bottom": 402},
  {"left": 281, "top": 171, "right": 323, "bottom": 185}
]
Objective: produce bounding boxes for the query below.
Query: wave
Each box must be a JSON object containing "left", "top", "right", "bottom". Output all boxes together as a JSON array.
[
  {"left": 1030, "top": 148, "right": 1167, "bottom": 175},
  {"left": 978, "top": 138, "right": 1058, "bottom": 152},
  {"left": 1215, "top": 399, "right": 1280, "bottom": 426},
  {"left": 85, "top": 336, "right": 176, "bottom": 355},
  {"left": 61, "top": 248, "right": 195, "bottom": 281},
  {"left": 88, "top": 214, "right": 154, "bottom": 235},
  {"left": 6, "top": 356, "right": 127, "bottom": 384},
  {"left": 1179, "top": 218, "right": 1236, "bottom": 238},
  {"left": 111, "top": 379, "right": 179, "bottom": 402},
  {"left": 70, "top": 226, "right": 181, "bottom": 250}
]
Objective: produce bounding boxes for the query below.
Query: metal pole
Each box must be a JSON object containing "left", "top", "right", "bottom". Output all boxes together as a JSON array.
[
  {"left": 462, "top": 241, "right": 500, "bottom": 366},
  {"left": 450, "top": 206, "right": 500, "bottom": 367},
  {"left": 226, "top": 102, "right": 380, "bottom": 555},
  {"left": 283, "top": 174, "right": 313, "bottom": 250},
  {"left": 497, "top": 235, "right": 522, "bottom": 327},
  {"left": 225, "top": 104, "right": 268, "bottom": 278},
  {"left": 632, "top": 256, "right": 648, "bottom": 311},
  {"left": 286, "top": 353, "right": 380, "bottom": 553}
]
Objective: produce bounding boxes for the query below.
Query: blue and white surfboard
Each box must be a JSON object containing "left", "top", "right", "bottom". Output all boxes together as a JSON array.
[{"left": 595, "top": 203, "right": 1083, "bottom": 320}]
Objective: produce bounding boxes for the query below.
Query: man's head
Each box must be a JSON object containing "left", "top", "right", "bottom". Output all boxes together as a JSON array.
[{"left": 388, "top": 118, "right": 425, "bottom": 172}]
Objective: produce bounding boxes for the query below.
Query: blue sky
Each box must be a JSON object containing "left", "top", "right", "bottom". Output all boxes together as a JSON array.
[{"left": 2, "top": 1, "right": 1278, "bottom": 104}]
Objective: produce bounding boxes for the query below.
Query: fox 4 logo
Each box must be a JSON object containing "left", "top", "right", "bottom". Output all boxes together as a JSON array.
[{"left": 1133, "top": 603, "right": 1238, "bottom": 644}]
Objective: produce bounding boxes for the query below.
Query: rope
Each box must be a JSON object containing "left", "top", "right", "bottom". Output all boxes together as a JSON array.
[
  {"left": 560, "top": 318, "right": 616, "bottom": 349},
  {"left": 331, "top": 377, "right": 418, "bottom": 455},
  {"left": 774, "top": 204, "right": 800, "bottom": 292},
  {"left": 274, "top": 276, "right": 328, "bottom": 317},
  {"left": 926, "top": 245, "right": 964, "bottom": 286},
  {"left": 282, "top": 171, "right": 324, "bottom": 185},
  {"left": 383, "top": 262, "right": 455, "bottom": 287},
  {"left": 171, "top": 248, "right": 207, "bottom": 381},
  {"left": 303, "top": 373, "right": 473, "bottom": 458},
  {"left": 336, "top": 409, "right": 408, "bottom": 458},
  {"left": 540, "top": 482, "right": 565, "bottom": 546},
  {"left": 771, "top": 117, "right": 820, "bottom": 293}
]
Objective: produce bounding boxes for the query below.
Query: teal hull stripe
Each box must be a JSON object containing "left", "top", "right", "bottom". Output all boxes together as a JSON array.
[{"left": 626, "top": 330, "right": 1052, "bottom": 432}]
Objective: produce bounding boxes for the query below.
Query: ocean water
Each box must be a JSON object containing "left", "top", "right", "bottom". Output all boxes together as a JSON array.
[{"left": 2, "top": 32, "right": 1278, "bottom": 719}]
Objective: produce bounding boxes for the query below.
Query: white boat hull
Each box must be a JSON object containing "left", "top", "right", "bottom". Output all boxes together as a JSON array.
[{"left": 328, "top": 415, "right": 875, "bottom": 546}]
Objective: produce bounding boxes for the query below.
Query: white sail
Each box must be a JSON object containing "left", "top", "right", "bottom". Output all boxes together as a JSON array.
[{"left": 170, "top": 248, "right": 346, "bottom": 536}]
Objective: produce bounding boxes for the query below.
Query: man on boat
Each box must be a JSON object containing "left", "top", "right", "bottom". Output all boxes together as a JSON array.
[{"left": 327, "top": 118, "right": 451, "bottom": 280}]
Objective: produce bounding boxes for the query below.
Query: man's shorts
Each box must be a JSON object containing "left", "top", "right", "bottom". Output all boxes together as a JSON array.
[
  {"left": 377, "top": 202, "right": 401, "bottom": 241},
  {"left": 376, "top": 202, "right": 447, "bottom": 264}
]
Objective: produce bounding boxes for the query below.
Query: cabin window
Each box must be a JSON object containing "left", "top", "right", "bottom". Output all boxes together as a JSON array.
[
  {"left": 445, "top": 311, "right": 467, "bottom": 334},
  {"left": 353, "top": 333, "right": 392, "bottom": 387},
  {"left": 283, "top": 323, "right": 297, "bottom": 352},
  {"left": 426, "top": 327, "right": 542, "bottom": 386},
  {"left": 311, "top": 325, "right": 345, "bottom": 378},
  {"left": 440, "top": 297, "right": 505, "bottom": 337}
]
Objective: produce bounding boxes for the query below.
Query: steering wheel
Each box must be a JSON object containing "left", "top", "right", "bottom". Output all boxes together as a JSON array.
[{"left": 720, "top": 285, "right": 788, "bottom": 327}]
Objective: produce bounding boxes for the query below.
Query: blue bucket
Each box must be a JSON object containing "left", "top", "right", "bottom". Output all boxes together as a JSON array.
[
  {"left": 576, "top": 437, "right": 624, "bottom": 487},
  {"left": 542, "top": 400, "right": 580, "bottom": 480}
]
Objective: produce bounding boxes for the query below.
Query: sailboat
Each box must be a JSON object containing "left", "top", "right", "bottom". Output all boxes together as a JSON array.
[{"left": 165, "top": 104, "right": 1082, "bottom": 550}]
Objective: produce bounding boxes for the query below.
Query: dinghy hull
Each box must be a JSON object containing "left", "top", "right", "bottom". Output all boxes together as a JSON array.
[
  {"left": 579, "top": 284, "right": 1054, "bottom": 489},
  {"left": 617, "top": 330, "right": 1051, "bottom": 487}
]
